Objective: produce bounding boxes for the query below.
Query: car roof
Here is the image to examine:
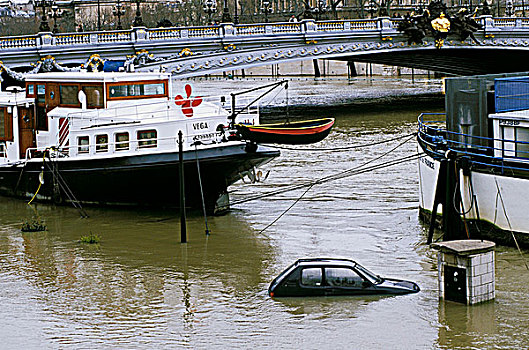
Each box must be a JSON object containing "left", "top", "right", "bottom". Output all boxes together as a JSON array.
[{"left": 295, "top": 258, "right": 357, "bottom": 268}]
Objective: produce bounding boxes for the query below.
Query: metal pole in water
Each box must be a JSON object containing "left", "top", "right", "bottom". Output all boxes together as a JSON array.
[{"left": 178, "top": 130, "right": 187, "bottom": 243}]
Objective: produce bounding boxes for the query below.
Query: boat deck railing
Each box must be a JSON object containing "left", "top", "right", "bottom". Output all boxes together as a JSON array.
[
  {"left": 61, "top": 95, "right": 259, "bottom": 128},
  {"left": 24, "top": 129, "right": 227, "bottom": 160},
  {"left": 418, "top": 113, "right": 529, "bottom": 173}
]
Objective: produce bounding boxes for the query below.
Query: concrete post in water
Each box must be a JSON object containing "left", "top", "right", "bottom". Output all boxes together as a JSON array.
[
  {"left": 432, "top": 240, "right": 496, "bottom": 305},
  {"left": 178, "top": 130, "right": 187, "bottom": 243}
]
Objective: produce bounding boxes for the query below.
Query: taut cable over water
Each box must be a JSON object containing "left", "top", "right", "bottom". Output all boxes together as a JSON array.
[
  {"left": 252, "top": 134, "right": 421, "bottom": 233},
  {"left": 232, "top": 133, "right": 420, "bottom": 207}
]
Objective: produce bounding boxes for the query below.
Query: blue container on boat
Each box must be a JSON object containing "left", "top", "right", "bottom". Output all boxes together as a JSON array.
[
  {"left": 103, "top": 60, "right": 125, "bottom": 72},
  {"left": 495, "top": 76, "right": 529, "bottom": 112}
]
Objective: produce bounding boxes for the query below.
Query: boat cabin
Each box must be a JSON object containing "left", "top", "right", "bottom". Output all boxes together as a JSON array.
[{"left": 0, "top": 72, "right": 251, "bottom": 164}]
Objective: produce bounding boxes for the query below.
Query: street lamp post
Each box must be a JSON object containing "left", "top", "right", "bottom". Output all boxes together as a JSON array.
[
  {"left": 311, "top": 0, "right": 328, "bottom": 20},
  {"left": 49, "top": 3, "right": 65, "bottom": 32},
  {"left": 113, "top": 0, "right": 126, "bottom": 29},
  {"left": 221, "top": 0, "right": 231, "bottom": 22},
  {"left": 36, "top": 0, "right": 53, "bottom": 32},
  {"left": 203, "top": 0, "right": 217, "bottom": 24},
  {"left": 261, "top": 0, "right": 273, "bottom": 22},
  {"left": 133, "top": 0, "right": 145, "bottom": 26},
  {"left": 233, "top": 0, "right": 239, "bottom": 24},
  {"left": 506, "top": 0, "right": 514, "bottom": 15}
]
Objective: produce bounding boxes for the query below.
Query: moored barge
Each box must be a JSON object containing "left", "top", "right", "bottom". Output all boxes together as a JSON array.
[
  {"left": 418, "top": 73, "right": 529, "bottom": 247},
  {"left": 0, "top": 72, "right": 279, "bottom": 213}
]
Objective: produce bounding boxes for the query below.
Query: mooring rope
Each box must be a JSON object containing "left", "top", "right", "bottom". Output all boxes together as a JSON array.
[
  {"left": 232, "top": 133, "right": 418, "bottom": 206},
  {"left": 250, "top": 134, "right": 421, "bottom": 233},
  {"left": 194, "top": 144, "right": 210, "bottom": 236},
  {"left": 494, "top": 178, "right": 529, "bottom": 271},
  {"left": 43, "top": 154, "right": 89, "bottom": 218}
]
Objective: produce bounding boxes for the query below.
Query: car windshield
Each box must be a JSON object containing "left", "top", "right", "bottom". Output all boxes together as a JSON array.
[{"left": 355, "top": 264, "right": 384, "bottom": 284}]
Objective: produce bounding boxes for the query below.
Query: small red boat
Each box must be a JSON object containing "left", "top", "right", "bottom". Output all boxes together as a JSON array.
[{"left": 236, "top": 118, "right": 335, "bottom": 144}]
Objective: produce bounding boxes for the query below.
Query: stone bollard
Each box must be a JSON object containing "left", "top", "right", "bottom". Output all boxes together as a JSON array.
[{"left": 432, "top": 240, "right": 495, "bottom": 305}]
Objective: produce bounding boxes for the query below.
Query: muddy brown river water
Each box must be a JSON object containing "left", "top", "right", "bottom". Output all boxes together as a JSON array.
[{"left": 1, "top": 77, "right": 528, "bottom": 349}]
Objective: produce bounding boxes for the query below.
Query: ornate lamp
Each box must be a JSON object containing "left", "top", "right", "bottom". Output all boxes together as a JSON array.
[
  {"left": 133, "top": 0, "right": 145, "bottom": 27},
  {"left": 48, "top": 3, "right": 65, "bottom": 33},
  {"left": 203, "top": 0, "right": 217, "bottom": 24},
  {"left": 261, "top": 0, "right": 273, "bottom": 22},
  {"left": 113, "top": 0, "right": 127, "bottom": 29},
  {"left": 36, "top": 0, "right": 53, "bottom": 32}
]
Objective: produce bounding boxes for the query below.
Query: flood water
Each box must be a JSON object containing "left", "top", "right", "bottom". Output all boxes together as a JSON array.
[{"left": 1, "top": 77, "right": 529, "bottom": 348}]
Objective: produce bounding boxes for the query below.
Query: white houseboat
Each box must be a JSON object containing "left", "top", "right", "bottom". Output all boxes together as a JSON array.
[
  {"left": 418, "top": 73, "right": 529, "bottom": 247},
  {"left": 0, "top": 72, "right": 279, "bottom": 213}
]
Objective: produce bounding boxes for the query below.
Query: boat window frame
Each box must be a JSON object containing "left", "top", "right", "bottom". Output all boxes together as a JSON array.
[
  {"left": 55, "top": 82, "right": 105, "bottom": 108},
  {"left": 0, "top": 107, "right": 13, "bottom": 142},
  {"left": 77, "top": 135, "right": 89, "bottom": 154},
  {"left": 59, "top": 84, "right": 81, "bottom": 107},
  {"left": 26, "top": 83, "right": 35, "bottom": 98},
  {"left": 137, "top": 129, "right": 158, "bottom": 149},
  {"left": 115, "top": 131, "right": 129, "bottom": 151},
  {"left": 515, "top": 126, "right": 529, "bottom": 159},
  {"left": 106, "top": 80, "right": 168, "bottom": 101},
  {"left": 95, "top": 134, "right": 109, "bottom": 153}
]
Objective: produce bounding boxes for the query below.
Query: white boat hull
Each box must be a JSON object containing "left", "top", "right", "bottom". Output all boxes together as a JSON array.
[{"left": 418, "top": 153, "right": 529, "bottom": 246}]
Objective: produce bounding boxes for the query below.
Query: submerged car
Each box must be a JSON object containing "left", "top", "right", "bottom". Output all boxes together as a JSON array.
[{"left": 268, "top": 258, "right": 420, "bottom": 297}]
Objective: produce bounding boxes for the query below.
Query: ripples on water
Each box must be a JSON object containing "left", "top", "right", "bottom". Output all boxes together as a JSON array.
[{"left": 1, "top": 77, "right": 528, "bottom": 348}]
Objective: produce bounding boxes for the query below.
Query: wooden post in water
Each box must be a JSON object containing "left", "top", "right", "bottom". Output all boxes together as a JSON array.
[{"left": 178, "top": 130, "right": 187, "bottom": 243}]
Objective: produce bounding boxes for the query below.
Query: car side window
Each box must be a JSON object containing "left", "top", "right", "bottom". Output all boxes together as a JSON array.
[
  {"left": 325, "top": 268, "right": 365, "bottom": 287},
  {"left": 301, "top": 268, "right": 322, "bottom": 286}
]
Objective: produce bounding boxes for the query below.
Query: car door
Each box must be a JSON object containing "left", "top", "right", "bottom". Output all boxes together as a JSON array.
[
  {"left": 324, "top": 267, "right": 375, "bottom": 296},
  {"left": 299, "top": 267, "right": 326, "bottom": 296}
]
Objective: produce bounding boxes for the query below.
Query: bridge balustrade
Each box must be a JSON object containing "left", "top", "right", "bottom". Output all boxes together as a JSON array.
[
  {"left": 97, "top": 31, "right": 132, "bottom": 43},
  {"left": 0, "top": 35, "right": 37, "bottom": 49},
  {"left": 55, "top": 34, "right": 91, "bottom": 46},
  {"left": 236, "top": 24, "right": 266, "bottom": 36},
  {"left": 271, "top": 23, "right": 303, "bottom": 34},
  {"left": 347, "top": 20, "right": 378, "bottom": 31},
  {"left": 147, "top": 28, "right": 181, "bottom": 41},
  {"left": 187, "top": 27, "right": 220, "bottom": 38}
]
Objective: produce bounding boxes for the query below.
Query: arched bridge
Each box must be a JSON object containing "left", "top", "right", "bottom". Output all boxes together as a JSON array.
[{"left": 2, "top": 16, "right": 529, "bottom": 77}]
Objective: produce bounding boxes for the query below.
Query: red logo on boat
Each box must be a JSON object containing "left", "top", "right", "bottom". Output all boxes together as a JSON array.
[{"left": 175, "top": 84, "right": 202, "bottom": 118}]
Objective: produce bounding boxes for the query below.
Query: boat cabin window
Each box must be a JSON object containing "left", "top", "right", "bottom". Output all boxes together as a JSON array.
[
  {"left": 301, "top": 268, "right": 322, "bottom": 286},
  {"left": 36, "top": 84, "right": 45, "bottom": 104},
  {"left": 96, "top": 134, "right": 108, "bottom": 152},
  {"left": 324, "top": 268, "right": 364, "bottom": 287},
  {"left": 26, "top": 84, "right": 35, "bottom": 97},
  {"left": 516, "top": 127, "right": 529, "bottom": 159},
  {"left": 501, "top": 126, "right": 529, "bottom": 159},
  {"left": 0, "top": 108, "right": 13, "bottom": 142},
  {"left": 107, "top": 81, "right": 167, "bottom": 100},
  {"left": 82, "top": 85, "right": 103, "bottom": 108},
  {"left": 0, "top": 142, "right": 6, "bottom": 157},
  {"left": 115, "top": 132, "right": 129, "bottom": 151},
  {"left": 60, "top": 85, "right": 80, "bottom": 106},
  {"left": 78, "top": 136, "right": 89, "bottom": 154},
  {"left": 137, "top": 130, "right": 157, "bottom": 148}
]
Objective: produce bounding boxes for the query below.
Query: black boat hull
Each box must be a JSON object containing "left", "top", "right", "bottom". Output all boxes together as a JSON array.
[{"left": 0, "top": 143, "right": 279, "bottom": 214}]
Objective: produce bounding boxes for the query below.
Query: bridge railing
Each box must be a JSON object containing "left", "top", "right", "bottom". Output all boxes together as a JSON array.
[
  {"left": 0, "top": 34, "right": 38, "bottom": 49},
  {"left": 0, "top": 18, "right": 395, "bottom": 52}
]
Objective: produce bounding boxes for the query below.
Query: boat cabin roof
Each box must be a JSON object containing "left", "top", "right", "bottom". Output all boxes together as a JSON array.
[
  {"left": 24, "top": 71, "right": 171, "bottom": 83},
  {"left": 489, "top": 109, "right": 529, "bottom": 121},
  {"left": 0, "top": 89, "right": 33, "bottom": 106}
]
